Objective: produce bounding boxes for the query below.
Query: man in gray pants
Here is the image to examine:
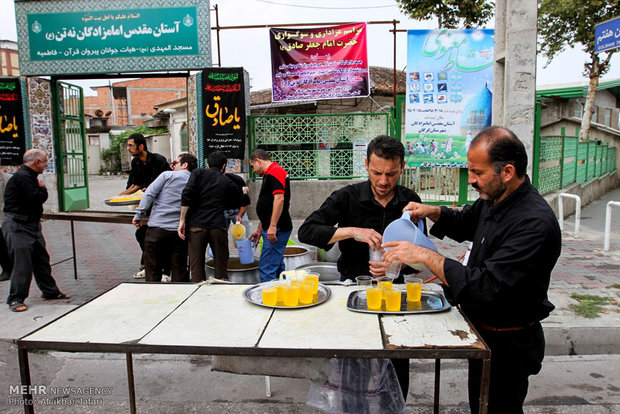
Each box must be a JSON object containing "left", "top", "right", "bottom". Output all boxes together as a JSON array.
[{"left": 4, "top": 149, "right": 67, "bottom": 312}]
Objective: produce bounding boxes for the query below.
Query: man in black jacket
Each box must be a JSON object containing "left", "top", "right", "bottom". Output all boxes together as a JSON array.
[
  {"left": 178, "top": 151, "right": 242, "bottom": 282},
  {"left": 4, "top": 149, "right": 67, "bottom": 312}
]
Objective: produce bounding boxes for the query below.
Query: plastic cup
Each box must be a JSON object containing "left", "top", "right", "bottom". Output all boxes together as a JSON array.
[
  {"left": 305, "top": 273, "right": 320, "bottom": 294},
  {"left": 283, "top": 284, "right": 299, "bottom": 307},
  {"left": 378, "top": 279, "right": 393, "bottom": 300},
  {"left": 385, "top": 289, "right": 402, "bottom": 312},
  {"left": 385, "top": 260, "right": 402, "bottom": 280},
  {"left": 299, "top": 280, "right": 314, "bottom": 305},
  {"left": 356, "top": 275, "right": 373, "bottom": 288},
  {"left": 273, "top": 281, "right": 287, "bottom": 305},
  {"left": 368, "top": 245, "right": 382, "bottom": 261},
  {"left": 405, "top": 277, "right": 423, "bottom": 302},
  {"left": 366, "top": 287, "right": 383, "bottom": 311},
  {"left": 262, "top": 286, "right": 278, "bottom": 306}
]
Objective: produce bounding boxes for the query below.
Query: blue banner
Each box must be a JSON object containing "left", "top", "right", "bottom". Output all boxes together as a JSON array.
[{"left": 405, "top": 29, "right": 494, "bottom": 168}]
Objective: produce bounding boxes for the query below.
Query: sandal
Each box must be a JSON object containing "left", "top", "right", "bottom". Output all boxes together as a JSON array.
[
  {"left": 42, "top": 292, "right": 70, "bottom": 300},
  {"left": 9, "top": 302, "right": 27, "bottom": 312}
]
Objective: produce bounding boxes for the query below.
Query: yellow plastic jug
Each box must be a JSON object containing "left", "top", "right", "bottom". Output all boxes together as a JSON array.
[{"left": 231, "top": 222, "right": 246, "bottom": 242}]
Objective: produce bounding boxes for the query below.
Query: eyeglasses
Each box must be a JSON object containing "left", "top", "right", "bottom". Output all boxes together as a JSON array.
[{"left": 126, "top": 143, "right": 136, "bottom": 148}]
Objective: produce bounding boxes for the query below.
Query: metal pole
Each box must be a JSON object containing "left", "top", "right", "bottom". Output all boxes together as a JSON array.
[
  {"left": 18, "top": 348, "right": 34, "bottom": 414},
  {"left": 214, "top": 4, "right": 222, "bottom": 67},
  {"left": 71, "top": 220, "right": 78, "bottom": 279},
  {"left": 126, "top": 353, "right": 137, "bottom": 414},
  {"left": 393, "top": 20, "right": 397, "bottom": 108},
  {"left": 433, "top": 358, "right": 441, "bottom": 414},
  {"left": 604, "top": 201, "right": 620, "bottom": 251}
]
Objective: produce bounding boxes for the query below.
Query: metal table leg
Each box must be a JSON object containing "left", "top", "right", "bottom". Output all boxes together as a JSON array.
[
  {"left": 18, "top": 348, "right": 34, "bottom": 414},
  {"left": 433, "top": 358, "right": 440, "bottom": 414},
  {"left": 126, "top": 353, "right": 136, "bottom": 414},
  {"left": 479, "top": 356, "right": 491, "bottom": 414}
]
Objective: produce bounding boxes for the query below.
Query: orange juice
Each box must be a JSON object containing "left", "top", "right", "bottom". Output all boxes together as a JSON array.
[
  {"left": 305, "top": 274, "right": 319, "bottom": 294},
  {"left": 299, "top": 281, "right": 314, "bottom": 305},
  {"left": 273, "top": 281, "right": 286, "bottom": 305},
  {"left": 283, "top": 285, "right": 299, "bottom": 307},
  {"left": 378, "top": 280, "right": 392, "bottom": 300},
  {"left": 385, "top": 289, "right": 402, "bottom": 312},
  {"left": 262, "top": 287, "right": 278, "bottom": 306},
  {"left": 366, "top": 287, "right": 383, "bottom": 311},
  {"left": 406, "top": 282, "right": 422, "bottom": 302}
]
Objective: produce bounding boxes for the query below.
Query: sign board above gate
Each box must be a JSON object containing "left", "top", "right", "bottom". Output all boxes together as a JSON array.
[{"left": 15, "top": 0, "right": 211, "bottom": 76}]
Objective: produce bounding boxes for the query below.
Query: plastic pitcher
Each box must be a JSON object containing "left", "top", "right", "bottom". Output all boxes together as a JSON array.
[
  {"left": 236, "top": 239, "right": 255, "bottom": 265},
  {"left": 231, "top": 222, "right": 246, "bottom": 242},
  {"left": 383, "top": 211, "right": 438, "bottom": 270}
]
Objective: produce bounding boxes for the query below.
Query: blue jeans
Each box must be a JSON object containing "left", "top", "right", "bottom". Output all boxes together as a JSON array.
[{"left": 258, "top": 228, "right": 291, "bottom": 282}]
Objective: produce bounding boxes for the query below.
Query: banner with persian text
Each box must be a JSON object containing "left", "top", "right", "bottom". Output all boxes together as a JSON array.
[
  {"left": 201, "top": 68, "right": 246, "bottom": 160},
  {"left": 0, "top": 78, "right": 26, "bottom": 166},
  {"left": 405, "top": 29, "right": 494, "bottom": 168},
  {"left": 269, "top": 23, "right": 369, "bottom": 102},
  {"left": 15, "top": 0, "right": 211, "bottom": 75}
]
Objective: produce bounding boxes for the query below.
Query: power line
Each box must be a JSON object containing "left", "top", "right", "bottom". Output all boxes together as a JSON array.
[{"left": 254, "top": 0, "right": 395, "bottom": 10}]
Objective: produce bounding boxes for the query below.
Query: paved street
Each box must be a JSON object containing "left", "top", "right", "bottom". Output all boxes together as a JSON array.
[{"left": 0, "top": 175, "right": 619, "bottom": 413}]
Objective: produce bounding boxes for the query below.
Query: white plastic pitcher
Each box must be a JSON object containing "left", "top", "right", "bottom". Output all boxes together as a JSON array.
[
  {"left": 279, "top": 269, "right": 309, "bottom": 281},
  {"left": 235, "top": 239, "right": 256, "bottom": 265},
  {"left": 383, "top": 211, "right": 438, "bottom": 270},
  {"left": 231, "top": 222, "right": 246, "bottom": 243}
]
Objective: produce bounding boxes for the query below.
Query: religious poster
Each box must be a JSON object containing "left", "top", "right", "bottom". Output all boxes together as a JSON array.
[
  {"left": 405, "top": 29, "right": 494, "bottom": 168},
  {"left": 269, "top": 23, "right": 370, "bottom": 102},
  {"left": 201, "top": 67, "right": 246, "bottom": 160},
  {"left": 0, "top": 78, "right": 26, "bottom": 165}
]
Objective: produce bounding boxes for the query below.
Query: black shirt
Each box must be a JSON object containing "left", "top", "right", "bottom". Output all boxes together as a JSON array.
[
  {"left": 298, "top": 181, "right": 423, "bottom": 281},
  {"left": 4, "top": 165, "right": 48, "bottom": 221},
  {"left": 431, "top": 176, "right": 561, "bottom": 327},
  {"left": 126, "top": 151, "right": 171, "bottom": 190},
  {"left": 256, "top": 162, "right": 292, "bottom": 232},
  {"left": 225, "top": 173, "right": 251, "bottom": 208},
  {"left": 181, "top": 167, "right": 242, "bottom": 229}
]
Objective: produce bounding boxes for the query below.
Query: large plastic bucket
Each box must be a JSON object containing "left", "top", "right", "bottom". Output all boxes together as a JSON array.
[{"left": 236, "top": 238, "right": 255, "bottom": 265}]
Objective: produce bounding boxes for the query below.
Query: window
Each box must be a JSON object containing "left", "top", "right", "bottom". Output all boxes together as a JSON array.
[
  {"left": 592, "top": 105, "right": 598, "bottom": 123},
  {"left": 573, "top": 102, "right": 583, "bottom": 118},
  {"left": 180, "top": 122, "right": 189, "bottom": 152},
  {"left": 603, "top": 108, "right": 611, "bottom": 127}
]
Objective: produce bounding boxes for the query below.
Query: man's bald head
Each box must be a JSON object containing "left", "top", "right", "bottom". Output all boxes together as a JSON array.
[{"left": 23, "top": 149, "right": 48, "bottom": 174}]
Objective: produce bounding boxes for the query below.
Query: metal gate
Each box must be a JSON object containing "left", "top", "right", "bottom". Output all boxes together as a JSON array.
[{"left": 54, "top": 81, "right": 89, "bottom": 211}]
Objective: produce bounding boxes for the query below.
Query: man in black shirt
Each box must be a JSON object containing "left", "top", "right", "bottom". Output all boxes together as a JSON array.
[
  {"left": 298, "top": 135, "right": 423, "bottom": 400},
  {"left": 118, "top": 133, "right": 171, "bottom": 278},
  {"left": 179, "top": 151, "right": 242, "bottom": 282},
  {"left": 299, "top": 135, "right": 424, "bottom": 282},
  {"left": 384, "top": 126, "right": 561, "bottom": 413},
  {"left": 4, "top": 149, "right": 67, "bottom": 312}
]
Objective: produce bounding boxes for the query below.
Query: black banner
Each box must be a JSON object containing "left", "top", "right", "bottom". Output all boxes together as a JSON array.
[
  {"left": 0, "top": 78, "right": 26, "bottom": 165},
  {"left": 201, "top": 67, "right": 246, "bottom": 159}
]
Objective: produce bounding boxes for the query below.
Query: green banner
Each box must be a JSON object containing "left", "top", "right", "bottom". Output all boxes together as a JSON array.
[{"left": 28, "top": 7, "right": 198, "bottom": 61}]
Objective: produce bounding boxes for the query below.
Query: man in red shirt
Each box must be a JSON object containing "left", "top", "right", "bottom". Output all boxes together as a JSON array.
[{"left": 248, "top": 149, "right": 292, "bottom": 282}]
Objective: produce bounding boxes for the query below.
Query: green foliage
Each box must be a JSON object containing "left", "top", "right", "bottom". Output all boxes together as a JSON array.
[
  {"left": 569, "top": 293, "right": 611, "bottom": 318},
  {"left": 395, "top": 0, "right": 494, "bottom": 28},
  {"left": 100, "top": 125, "right": 168, "bottom": 173},
  {"left": 538, "top": 0, "right": 619, "bottom": 60}
]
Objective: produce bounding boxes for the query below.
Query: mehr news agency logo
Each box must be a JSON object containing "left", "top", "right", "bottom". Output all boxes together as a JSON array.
[{"left": 7, "top": 384, "right": 112, "bottom": 407}]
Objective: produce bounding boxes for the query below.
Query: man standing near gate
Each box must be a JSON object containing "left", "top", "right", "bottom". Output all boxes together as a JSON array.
[
  {"left": 248, "top": 149, "right": 292, "bottom": 282},
  {"left": 4, "top": 149, "right": 68, "bottom": 312}
]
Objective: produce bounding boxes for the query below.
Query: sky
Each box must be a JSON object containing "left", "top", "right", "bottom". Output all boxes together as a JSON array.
[{"left": 1, "top": 0, "right": 618, "bottom": 96}]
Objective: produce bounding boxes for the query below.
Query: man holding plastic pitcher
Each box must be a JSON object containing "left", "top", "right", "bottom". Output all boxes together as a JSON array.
[
  {"left": 384, "top": 127, "right": 561, "bottom": 413},
  {"left": 248, "top": 149, "right": 292, "bottom": 282},
  {"left": 298, "top": 135, "right": 424, "bottom": 400},
  {"left": 179, "top": 152, "right": 242, "bottom": 282}
]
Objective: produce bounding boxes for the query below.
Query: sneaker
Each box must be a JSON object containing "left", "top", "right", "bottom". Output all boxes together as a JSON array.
[
  {"left": 133, "top": 269, "right": 146, "bottom": 279},
  {"left": 161, "top": 274, "right": 171, "bottom": 283}
]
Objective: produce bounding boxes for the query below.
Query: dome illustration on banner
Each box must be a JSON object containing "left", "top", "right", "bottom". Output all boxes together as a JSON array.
[{"left": 460, "top": 83, "right": 492, "bottom": 136}]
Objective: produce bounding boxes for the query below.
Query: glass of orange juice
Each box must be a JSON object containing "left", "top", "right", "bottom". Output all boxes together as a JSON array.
[
  {"left": 305, "top": 273, "right": 320, "bottom": 295},
  {"left": 262, "top": 285, "right": 278, "bottom": 306},
  {"left": 273, "top": 281, "right": 287, "bottom": 305},
  {"left": 378, "top": 279, "right": 393, "bottom": 300},
  {"left": 366, "top": 287, "right": 383, "bottom": 311},
  {"left": 405, "top": 277, "right": 423, "bottom": 302},
  {"left": 283, "top": 284, "right": 299, "bottom": 307},
  {"left": 299, "top": 280, "right": 314, "bottom": 305},
  {"left": 385, "top": 289, "right": 402, "bottom": 312}
]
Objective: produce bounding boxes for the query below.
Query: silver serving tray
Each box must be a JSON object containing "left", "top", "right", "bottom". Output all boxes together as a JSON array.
[
  {"left": 346, "top": 289, "right": 451, "bottom": 314},
  {"left": 243, "top": 282, "right": 331, "bottom": 309},
  {"left": 104, "top": 197, "right": 141, "bottom": 206}
]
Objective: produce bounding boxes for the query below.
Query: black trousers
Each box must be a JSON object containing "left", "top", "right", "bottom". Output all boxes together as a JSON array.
[
  {"left": 187, "top": 227, "right": 228, "bottom": 282},
  {"left": 3, "top": 217, "right": 61, "bottom": 304},
  {"left": 468, "top": 322, "right": 545, "bottom": 414},
  {"left": 0, "top": 227, "right": 12, "bottom": 275},
  {"left": 143, "top": 227, "right": 188, "bottom": 282}
]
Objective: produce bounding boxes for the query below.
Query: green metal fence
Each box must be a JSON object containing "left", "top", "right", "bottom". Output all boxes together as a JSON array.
[
  {"left": 248, "top": 112, "right": 390, "bottom": 179},
  {"left": 534, "top": 134, "right": 617, "bottom": 195}
]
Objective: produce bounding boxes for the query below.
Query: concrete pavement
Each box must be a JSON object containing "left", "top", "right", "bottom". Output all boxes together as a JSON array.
[{"left": 0, "top": 175, "right": 619, "bottom": 412}]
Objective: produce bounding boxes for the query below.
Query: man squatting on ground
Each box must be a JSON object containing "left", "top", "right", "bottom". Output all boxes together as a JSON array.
[
  {"left": 383, "top": 126, "right": 561, "bottom": 413},
  {"left": 5, "top": 149, "right": 68, "bottom": 312},
  {"left": 178, "top": 151, "right": 242, "bottom": 282},
  {"left": 118, "top": 133, "right": 171, "bottom": 279},
  {"left": 299, "top": 135, "right": 424, "bottom": 400},
  {"left": 248, "top": 149, "right": 292, "bottom": 282},
  {"left": 132, "top": 153, "right": 198, "bottom": 282}
]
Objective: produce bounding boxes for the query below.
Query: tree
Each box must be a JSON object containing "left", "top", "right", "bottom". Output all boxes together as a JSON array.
[
  {"left": 538, "top": 1, "right": 619, "bottom": 141},
  {"left": 395, "top": 0, "right": 494, "bottom": 28}
]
